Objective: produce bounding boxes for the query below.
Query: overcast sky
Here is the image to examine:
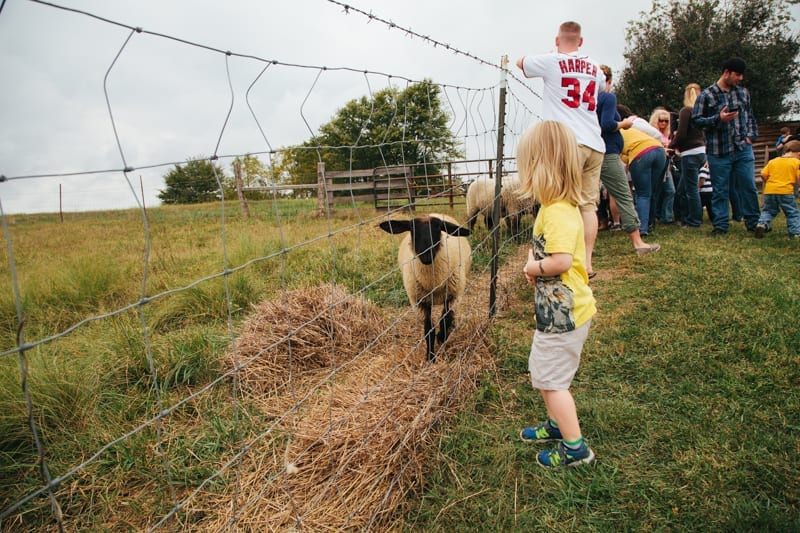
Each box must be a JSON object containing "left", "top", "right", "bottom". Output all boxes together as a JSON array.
[{"left": 1, "top": 0, "right": 798, "bottom": 215}]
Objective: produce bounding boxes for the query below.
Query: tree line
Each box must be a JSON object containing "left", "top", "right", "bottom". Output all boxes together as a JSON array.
[{"left": 159, "top": 0, "right": 800, "bottom": 205}]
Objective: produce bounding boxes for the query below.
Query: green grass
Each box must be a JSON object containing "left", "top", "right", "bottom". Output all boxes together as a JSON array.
[
  {"left": 402, "top": 217, "right": 800, "bottom": 531},
  {"left": 1, "top": 198, "right": 799, "bottom": 531}
]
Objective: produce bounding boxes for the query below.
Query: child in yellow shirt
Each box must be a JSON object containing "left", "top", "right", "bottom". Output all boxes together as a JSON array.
[
  {"left": 755, "top": 140, "right": 800, "bottom": 238},
  {"left": 516, "top": 121, "right": 597, "bottom": 468}
]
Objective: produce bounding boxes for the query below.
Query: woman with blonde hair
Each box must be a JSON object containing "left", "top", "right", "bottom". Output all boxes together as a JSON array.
[
  {"left": 650, "top": 107, "right": 676, "bottom": 225},
  {"left": 669, "top": 82, "right": 706, "bottom": 228}
]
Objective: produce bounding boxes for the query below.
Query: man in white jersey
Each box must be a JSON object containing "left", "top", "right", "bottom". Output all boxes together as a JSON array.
[{"left": 516, "top": 21, "right": 606, "bottom": 278}]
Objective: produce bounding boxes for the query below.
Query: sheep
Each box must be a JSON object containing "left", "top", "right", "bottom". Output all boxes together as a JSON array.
[
  {"left": 466, "top": 175, "right": 538, "bottom": 238},
  {"left": 378, "top": 213, "right": 472, "bottom": 362},
  {"left": 465, "top": 177, "right": 504, "bottom": 232},
  {"left": 499, "top": 174, "right": 539, "bottom": 239}
]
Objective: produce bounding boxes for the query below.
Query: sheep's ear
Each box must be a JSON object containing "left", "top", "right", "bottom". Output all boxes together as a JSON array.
[
  {"left": 441, "top": 221, "right": 471, "bottom": 237},
  {"left": 379, "top": 220, "right": 411, "bottom": 234}
]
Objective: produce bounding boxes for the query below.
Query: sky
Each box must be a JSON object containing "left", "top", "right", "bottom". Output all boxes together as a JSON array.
[{"left": 1, "top": 0, "right": 798, "bottom": 215}]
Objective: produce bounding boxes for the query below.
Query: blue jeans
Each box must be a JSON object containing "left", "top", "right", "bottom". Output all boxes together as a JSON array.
[
  {"left": 676, "top": 153, "right": 705, "bottom": 227},
  {"left": 654, "top": 167, "right": 676, "bottom": 223},
  {"left": 758, "top": 194, "right": 800, "bottom": 235},
  {"left": 629, "top": 147, "right": 668, "bottom": 235},
  {"left": 706, "top": 145, "right": 760, "bottom": 231}
]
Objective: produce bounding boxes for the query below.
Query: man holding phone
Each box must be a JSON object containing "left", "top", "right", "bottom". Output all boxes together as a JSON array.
[{"left": 692, "top": 57, "right": 760, "bottom": 235}]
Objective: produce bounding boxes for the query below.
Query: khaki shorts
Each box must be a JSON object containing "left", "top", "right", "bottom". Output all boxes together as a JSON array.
[
  {"left": 578, "top": 145, "right": 604, "bottom": 212},
  {"left": 529, "top": 320, "right": 591, "bottom": 390}
]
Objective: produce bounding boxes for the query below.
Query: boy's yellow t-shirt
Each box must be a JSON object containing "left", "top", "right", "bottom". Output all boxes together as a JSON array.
[
  {"left": 531, "top": 201, "right": 596, "bottom": 332},
  {"left": 761, "top": 156, "right": 800, "bottom": 195}
]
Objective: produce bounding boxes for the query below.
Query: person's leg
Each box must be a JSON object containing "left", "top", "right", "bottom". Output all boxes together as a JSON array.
[
  {"left": 659, "top": 170, "right": 676, "bottom": 223},
  {"left": 706, "top": 154, "right": 733, "bottom": 232},
  {"left": 674, "top": 163, "right": 687, "bottom": 224},
  {"left": 755, "top": 195, "right": 777, "bottom": 237},
  {"left": 629, "top": 158, "right": 653, "bottom": 235},
  {"left": 700, "top": 191, "right": 714, "bottom": 224},
  {"left": 541, "top": 389, "right": 580, "bottom": 442},
  {"left": 732, "top": 145, "right": 760, "bottom": 231},
  {"left": 779, "top": 194, "right": 800, "bottom": 235},
  {"left": 600, "top": 154, "right": 653, "bottom": 249},
  {"left": 578, "top": 147, "right": 603, "bottom": 275},
  {"left": 681, "top": 154, "right": 705, "bottom": 227},
  {"left": 609, "top": 196, "right": 621, "bottom": 226}
]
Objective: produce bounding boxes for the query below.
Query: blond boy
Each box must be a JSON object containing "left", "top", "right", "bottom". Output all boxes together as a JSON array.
[{"left": 755, "top": 140, "right": 800, "bottom": 238}]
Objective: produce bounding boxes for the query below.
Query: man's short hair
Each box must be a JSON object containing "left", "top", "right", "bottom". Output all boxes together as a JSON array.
[
  {"left": 559, "top": 21, "right": 582, "bottom": 38},
  {"left": 783, "top": 140, "right": 800, "bottom": 153},
  {"left": 722, "top": 57, "right": 746, "bottom": 74}
]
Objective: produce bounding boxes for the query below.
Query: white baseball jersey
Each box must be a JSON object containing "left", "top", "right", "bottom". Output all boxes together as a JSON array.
[{"left": 520, "top": 51, "right": 606, "bottom": 153}]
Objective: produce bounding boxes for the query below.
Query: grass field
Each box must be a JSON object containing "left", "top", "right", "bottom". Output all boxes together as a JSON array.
[{"left": 1, "top": 198, "right": 798, "bottom": 531}]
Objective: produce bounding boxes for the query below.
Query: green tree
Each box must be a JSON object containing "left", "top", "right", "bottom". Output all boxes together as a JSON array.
[
  {"left": 158, "top": 158, "right": 226, "bottom": 204},
  {"left": 615, "top": 0, "right": 800, "bottom": 121},
  {"left": 276, "top": 80, "right": 464, "bottom": 185}
]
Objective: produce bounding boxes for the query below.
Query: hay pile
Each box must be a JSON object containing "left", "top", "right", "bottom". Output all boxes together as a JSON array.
[
  {"left": 227, "top": 284, "right": 387, "bottom": 411},
  {"left": 197, "top": 253, "right": 524, "bottom": 530}
]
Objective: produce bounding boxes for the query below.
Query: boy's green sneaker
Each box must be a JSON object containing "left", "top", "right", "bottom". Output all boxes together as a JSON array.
[
  {"left": 519, "top": 420, "right": 562, "bottom": 442},
  {"left": 536, "top": 441, "right": 595, "bottom": 468}
]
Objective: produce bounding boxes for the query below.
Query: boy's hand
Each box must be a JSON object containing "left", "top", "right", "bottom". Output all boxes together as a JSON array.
[{"left": 523, "top": 248, "right": 537, "bottom": 284}]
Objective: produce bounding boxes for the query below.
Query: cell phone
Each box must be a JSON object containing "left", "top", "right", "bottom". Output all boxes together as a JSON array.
[{"left": 728, "top": 104, "right": 739, "bottom": 113}]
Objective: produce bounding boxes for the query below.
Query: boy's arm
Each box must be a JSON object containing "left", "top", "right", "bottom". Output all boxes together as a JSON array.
[{"left": 524, "top": 250, "right": 572, "bottom": 283}]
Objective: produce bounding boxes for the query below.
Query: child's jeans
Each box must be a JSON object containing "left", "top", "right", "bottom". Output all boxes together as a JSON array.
[{"left": 758, "top": 194, "right": 800, "bottom": 235}]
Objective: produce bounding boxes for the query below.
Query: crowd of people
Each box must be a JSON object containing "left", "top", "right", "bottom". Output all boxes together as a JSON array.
[{"left": 509, "top": 20, "right": 800, "bottom": 470}]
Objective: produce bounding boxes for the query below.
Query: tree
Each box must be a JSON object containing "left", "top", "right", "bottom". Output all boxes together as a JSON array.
[
  {"left": 275, "top": 79, "right": 464, "bottom": 185},
  {"left": 615, "top": 0, "right": 800, "bottom": 121},
  {"left": 158, "top": 158, "right": 226, "bottom": 204}
]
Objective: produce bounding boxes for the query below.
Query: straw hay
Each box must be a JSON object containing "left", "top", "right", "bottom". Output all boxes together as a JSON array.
[
  {"left": 195, "top": 251, "right": 526, "bottom": 531},
  {"left": 227, "top": 284, "right": 387, "bottom": 403}
]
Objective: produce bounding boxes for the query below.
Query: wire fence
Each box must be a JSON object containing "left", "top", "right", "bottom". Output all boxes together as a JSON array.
[{"left": 0, "top": 0, "right": 543, "bottom": 530}]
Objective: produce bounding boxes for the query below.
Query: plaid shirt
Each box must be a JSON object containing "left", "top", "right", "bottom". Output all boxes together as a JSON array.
[{"left": 691, "top": 83, "right": 758, "bottom": 156}]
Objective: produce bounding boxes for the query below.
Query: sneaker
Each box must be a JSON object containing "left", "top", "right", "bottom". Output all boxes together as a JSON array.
[
  {"left": 754, "top": 224, "right": 766, "bottom": 239},
  {"left": 519, "top": 420, "right": 562, "bottom": 443},
  {"left": 710, "top": 228, "right": 728, "bottom": 236},
  {"left": 537, "top": 441, "right": 595, "bottom": 468}
]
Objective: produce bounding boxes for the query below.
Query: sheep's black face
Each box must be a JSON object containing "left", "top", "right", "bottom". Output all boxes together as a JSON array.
[{"left": 412, "top": 219, "right": 442, "bottom": 265}]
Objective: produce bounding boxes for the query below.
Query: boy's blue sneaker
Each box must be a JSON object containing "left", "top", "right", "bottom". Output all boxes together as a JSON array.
[
  {"left": 519, "top": 420, "right": 562, "bottom": 442},
  {"left": 536, "top": 441, "right": 595, "bottom": 468}
]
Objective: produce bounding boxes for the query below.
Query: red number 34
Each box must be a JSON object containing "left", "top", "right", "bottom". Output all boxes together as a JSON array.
[{"left": 561, "top": 77, "right": 597, "bottom": 111}]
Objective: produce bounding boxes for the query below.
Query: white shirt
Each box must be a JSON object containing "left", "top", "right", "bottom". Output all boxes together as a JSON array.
[{"left": 520, "top": 51, "right": 606, "bottom": 153}]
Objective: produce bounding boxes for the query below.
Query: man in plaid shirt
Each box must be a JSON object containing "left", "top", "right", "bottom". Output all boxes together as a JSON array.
[{"left": 692, "top": 57, "right": 760, "bottom": 235}]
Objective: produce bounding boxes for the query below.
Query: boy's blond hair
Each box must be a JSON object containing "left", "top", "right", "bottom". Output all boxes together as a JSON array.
[
  {"left": 783, "top": 140, "right": 800, "bottom": 153},
  {"left": 517, "top": 121, "right": 583, "bottom": 206}
]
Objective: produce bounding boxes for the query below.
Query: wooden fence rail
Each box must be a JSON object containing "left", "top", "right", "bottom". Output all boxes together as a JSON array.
[{"left": 243, "top": 157, "right": 518, "bottom": 214}]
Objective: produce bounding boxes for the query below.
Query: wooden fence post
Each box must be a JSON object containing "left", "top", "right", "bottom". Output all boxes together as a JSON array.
[
  {"left": 317, "top": 162, "right": 328, "bottom": 216},
  {"left": 489, "top": 55, "right": 509, "bottom": 318}
]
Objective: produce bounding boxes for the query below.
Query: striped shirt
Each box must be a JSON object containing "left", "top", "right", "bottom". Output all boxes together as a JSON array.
[{"left": 691, "top": 83, "right": 758, "bottom": 156}]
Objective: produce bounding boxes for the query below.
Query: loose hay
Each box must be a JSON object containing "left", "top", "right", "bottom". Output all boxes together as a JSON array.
[
  {"left": 195, "top": 253, "right": 526, "bottom": 531},
  {"left": 227, "top": 284, "right": 387, "bottom": 402}
]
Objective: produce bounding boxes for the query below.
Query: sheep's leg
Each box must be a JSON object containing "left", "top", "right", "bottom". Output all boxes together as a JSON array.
[
  {"left": 436, "top": 297, "right": 455, "bottom": 347},
  {"left": 485, "top": 212, "right": 494, "bottom": 231},
  {"left": 509, "top": 214, "right": 521, "bottom": 241},
  {"left": 422, "top": 302, "right": 436, "bottom": 362}
]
